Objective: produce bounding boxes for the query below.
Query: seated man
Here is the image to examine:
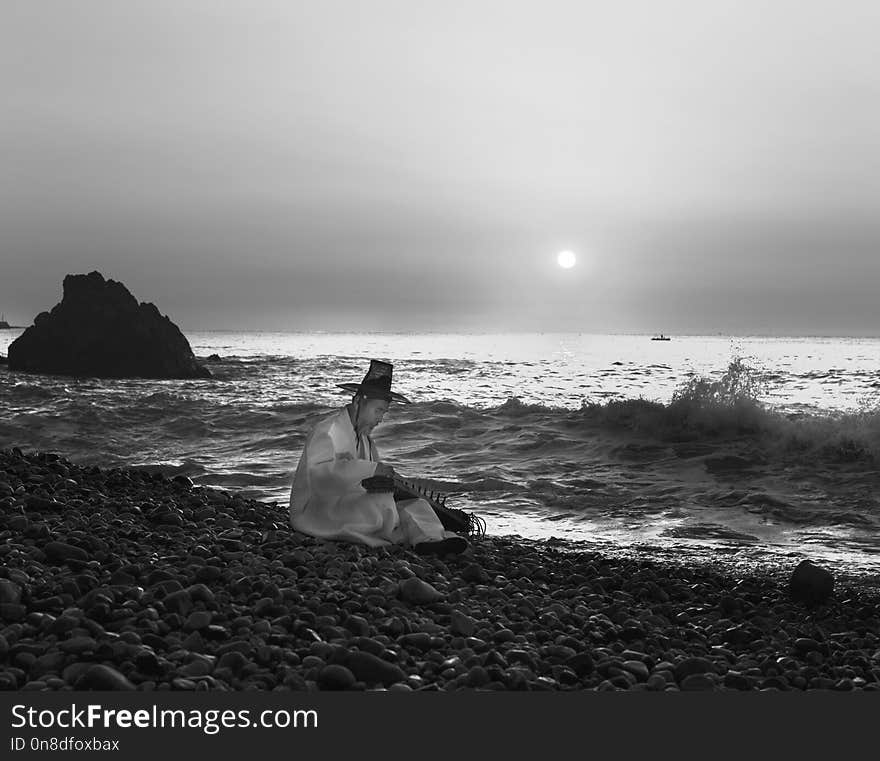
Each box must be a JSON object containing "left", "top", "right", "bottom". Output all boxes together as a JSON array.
[{"left": 289, "top": 359, "right": 467, "bottom": 555}]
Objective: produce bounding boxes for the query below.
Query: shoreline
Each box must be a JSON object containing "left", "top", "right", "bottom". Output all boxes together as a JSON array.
[{"left": 1, "top": 447, "right": 879, "bottom": 692}]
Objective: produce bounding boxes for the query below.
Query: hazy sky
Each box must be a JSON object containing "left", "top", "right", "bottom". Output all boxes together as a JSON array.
[{"left": 2, "top": 1, "right": 879, "bottom": 334}]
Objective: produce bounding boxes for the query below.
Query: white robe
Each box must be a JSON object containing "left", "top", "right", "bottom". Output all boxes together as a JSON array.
[{"left": 289, "top": 407, "right": 452, "bottom": 547}]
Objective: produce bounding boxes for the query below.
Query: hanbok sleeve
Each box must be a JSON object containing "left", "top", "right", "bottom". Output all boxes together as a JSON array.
[{"left": 308, "top": 430, "right": 377, "bottom": 495}]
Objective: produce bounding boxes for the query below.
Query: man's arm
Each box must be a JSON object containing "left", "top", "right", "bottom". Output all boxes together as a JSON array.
[{"left": 309, "top": 431, "right": 377, "bottom": 493}]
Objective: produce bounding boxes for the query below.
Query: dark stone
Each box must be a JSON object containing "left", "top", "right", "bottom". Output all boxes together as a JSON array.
[
  {"left": 217, "top": 651, "right": 249, "bottom": 675},
  {"left": 680, "top": 674, "right": 716, "bottom": 691},
  {"left": 789, "top": 560, "right": 834, "bottom": 604},
  {"left": 162, "top": 590, "right": 194, "bottom": 616},
  {"left": 466, "top": 665, "right": 490, "bottom": 687},
  {"left": 461, "top": 564, "right": 490, "bottom": 584},
  {"left": 58, "top": 636, "right": 98, "bottom": 655},
  {"left": 674, "top": 657, "right": 715, "bottom": 683},
  {"left": 0, "top": 579, "right": 22, "bottom": 604},
  {"left": 30, "top": 651, "right": 68, "bottom": 678},
  {"left": 351, "top": 637, "right": 386, "bottom": 657},
  {"left": 794, "top": 638, "right": 823, "bottom": 655},
  {"left": 317, "top": 664, "right": 356, "bottom": 690},
  {"left": 194, "top": 566, "right": 223, "bottom": 583},
  {"left": 25, "top": 495, "right": 58, "bottom": 512},
  {"left": 74, "top": 664, "right": 136, "bottom": 691},
  {"left": 566, "top": 652, "right": 595, "bottom": 677},
  {"left": 134, "top": 650, "right": 163, "bottom": 675},
  {"left": 724, "top": 672, "right": 752, "bottom": 691},
  {"left": 345, "top": 651, "right": 406, "bottom": 686},
  {"left": 7, "top": 271, "right": 211, "bottom": 379},
  {"left": 0, "top": 604, "right": 27, "bottom": 622}
]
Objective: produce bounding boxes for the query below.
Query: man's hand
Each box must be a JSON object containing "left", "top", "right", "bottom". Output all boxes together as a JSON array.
[{"left": 374, "top": 462, "right": 396, "bottom": 478}]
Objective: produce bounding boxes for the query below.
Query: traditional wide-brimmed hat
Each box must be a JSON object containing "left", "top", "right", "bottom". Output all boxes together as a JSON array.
[{"left": 337, "top": 359, "right": 412, "bottom": 404}]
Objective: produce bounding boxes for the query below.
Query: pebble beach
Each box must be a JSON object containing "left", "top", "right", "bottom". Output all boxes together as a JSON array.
[{"left": 2, "top": 447, "right": 880, "bottom": 692}]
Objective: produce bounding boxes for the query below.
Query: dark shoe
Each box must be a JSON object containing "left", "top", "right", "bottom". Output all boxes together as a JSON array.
[{"left": 413, "top": 536, "right": 469, "bottom": 557}]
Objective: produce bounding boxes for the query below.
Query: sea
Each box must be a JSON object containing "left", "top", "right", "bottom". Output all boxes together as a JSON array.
[{"left": 3, "top": 330, "right": 880, "bottom": 573}]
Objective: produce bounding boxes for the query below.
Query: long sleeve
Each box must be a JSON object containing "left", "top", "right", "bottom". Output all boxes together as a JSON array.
[{"left": 308, "top": 429, "right": 377, "bottom": 497}]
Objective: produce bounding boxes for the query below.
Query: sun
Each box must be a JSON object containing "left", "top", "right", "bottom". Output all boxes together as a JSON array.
[{"left": 557, "top": 250, "right": 576, "bottom": 269}]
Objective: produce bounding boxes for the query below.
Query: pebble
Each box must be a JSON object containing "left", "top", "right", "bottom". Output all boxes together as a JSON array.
[
  {"left": 183, "top": 611, "right": 212, "bottom": 631},
  {"left": 461, "top": 564, "right": 490, "bottom": 584},
  {"left": 450, "top": 610, "right": 477, "bottom": 637},
  {"left": 674, "top": 657, "right": 715, "bottom": 683},
  {"left": 44, "top": 541, "right": 89, "bottom": 563},
  {"left": 622, "top": 660, "right": 650, "bottom": 682},
  {"left": 399, "top": 577, "right": 444, "bottom": 605},
  {"left": 58, "top": 636, "right": 98, "bottom": 655},
  {"left": 163, "top": 590, "right": 194, "bottom": 616},
  {"left": 1, "top": 603, "right": 27, "bottom": 621},
  {"left": 346, "top": 651, "right": 406, "bottom": 686},
  {"left": 400, "top": 633, "right": 433, "bottom": 651},
  {"left": 0, "top": 579, "right": 22, "bottom": 604},
  {"left": 217, "top": 651, "right": 249, "bottom": 675},
  {"left": 3, "top": 450, "right": 880, "bottom": 695},
  {"left": 794, "top": 638, "right": 822, "bottom": 655},
  {"left": 566, "top": 652, "right": 595, "bottom": 677},
  {"left": 317, "top": 664, "right": 356, "bottom": 690},
  {"left": 645, "top": 673, "right": 667, "bottom": 691},
  {"left": 680, "top": 673, "right": 717, "bottom": 691},
  {"left": 74, "top": 664, "right": 136, "bottom": 691}
]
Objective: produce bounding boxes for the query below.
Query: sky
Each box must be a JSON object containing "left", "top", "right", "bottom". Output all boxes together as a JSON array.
[{"left": 2, "top": 0, "right": 879, "bottom": 334}]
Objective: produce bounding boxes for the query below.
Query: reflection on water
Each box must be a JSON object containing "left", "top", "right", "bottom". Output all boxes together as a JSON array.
[{"left": 3, "top": 331, "right": 880, "bottom": 575}]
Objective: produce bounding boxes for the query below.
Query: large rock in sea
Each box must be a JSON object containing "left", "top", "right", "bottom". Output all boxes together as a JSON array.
[
  {"left": 788, "top": 559, "right": 834, "bottom": 605},
  {"left": 7, "top": 272, "right": 211, "bottom": 379}
]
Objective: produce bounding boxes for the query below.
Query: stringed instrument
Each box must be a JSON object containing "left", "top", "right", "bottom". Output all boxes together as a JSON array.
[{"left": 360, "top": 473, "right": 486, "bottom": 538}]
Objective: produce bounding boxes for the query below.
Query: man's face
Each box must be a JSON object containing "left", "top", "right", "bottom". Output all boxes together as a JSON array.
[{"left": 356, "top": 397, "right": 389, "bottom": 431}]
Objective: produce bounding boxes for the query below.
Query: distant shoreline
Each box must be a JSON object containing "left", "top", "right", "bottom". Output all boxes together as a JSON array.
[
  {"left": 4, "top": 326, "right": 880, "bottom": 340},
  {"left": 180, "top": 329, "right": 880, "bottom": 340}
]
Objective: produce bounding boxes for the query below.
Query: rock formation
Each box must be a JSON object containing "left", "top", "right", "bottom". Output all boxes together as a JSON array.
[{"left": 7, "top": 272, "right": 211, "bottom": 379}]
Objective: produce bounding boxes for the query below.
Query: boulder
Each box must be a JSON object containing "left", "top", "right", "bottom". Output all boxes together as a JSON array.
[
  {"left": 7, "top": 271, "right": 211, "bottom": 379},
  {"left": 788, "top": 559, "right": 834, "bottom": 604}
]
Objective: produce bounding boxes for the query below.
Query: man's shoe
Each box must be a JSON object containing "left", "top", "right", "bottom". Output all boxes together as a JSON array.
[{"left": 413, "top": 536, "right": 469, "bottom": 557}]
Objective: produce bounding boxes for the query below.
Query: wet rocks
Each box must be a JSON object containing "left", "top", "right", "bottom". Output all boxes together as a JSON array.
[{"left": 2, "top": 448, "right": 880, "bottom": 694}]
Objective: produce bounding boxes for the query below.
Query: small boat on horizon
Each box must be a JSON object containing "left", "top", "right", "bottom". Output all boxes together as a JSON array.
[
  {"left": 651, "top": 334, "right": 671, "bottom": 341},
  {"left": 0, "top": 313, "right": 10, "bottom": 329}
]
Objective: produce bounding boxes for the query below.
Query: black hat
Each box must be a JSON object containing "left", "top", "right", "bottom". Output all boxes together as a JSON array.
[{"left": 337, "top": 359, "right": 412, "bottom": 404}]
